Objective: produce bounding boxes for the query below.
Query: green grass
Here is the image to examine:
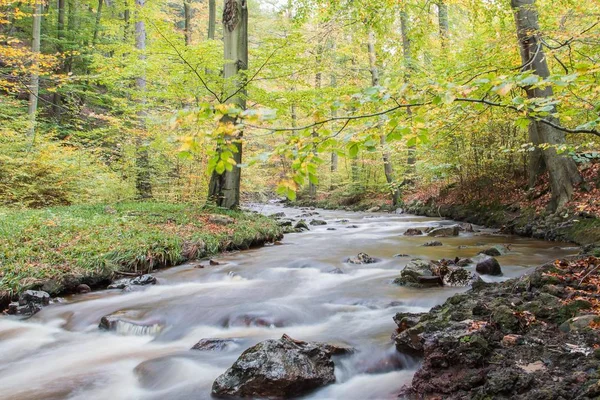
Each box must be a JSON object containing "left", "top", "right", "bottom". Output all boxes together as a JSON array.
[{"left": 0, "top": 202, "right": 282, "bottom": 296}]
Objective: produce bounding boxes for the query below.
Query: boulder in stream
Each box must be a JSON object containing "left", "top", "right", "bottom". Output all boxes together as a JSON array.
[
  {"left": 394, "top": 260, "right": 442, "bottom": 288},
  {"left": 294, "top": 220, "right": 310, "bottom": 231},
  {"left": 192, "top": 338, "right": 243, "bottom": 351},
  {"left": 346, "top": 252, "right": 377, "bottom": 265},
  {"left": 427, "top": 225, "right": 460, "bottom": 237},
  {"left": 211, "top": 334, "right": 336, "bottom": 398},
  {"left": 403, "top": 228, "right": 423, "bottom": 236},
  {"left": 310, "top": 219, "right": 327, "bottom": 226},
  {"left": 423, "top": 240, "right": 443, "bottom": 247},
  {"left": 99, "top": 310, "right": 164, "bottom": 336},
  {"left": 7, "top": 290, "right": 51, "bottom": 316},
  {"left": 476, "top": 257, "right": 503, "bottom": 276},
  {"left": 108, "top": 274, "right": 157, "bottom": 290}
]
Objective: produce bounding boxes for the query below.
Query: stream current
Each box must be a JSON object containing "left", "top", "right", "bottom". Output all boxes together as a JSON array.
[{"left": 0, "top": 204, "right": 579, "bottom": 400}]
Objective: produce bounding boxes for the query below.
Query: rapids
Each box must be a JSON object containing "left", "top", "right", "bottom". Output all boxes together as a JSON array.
[{"left": 0, "top": 205, "right": 579, "bottom": 400}]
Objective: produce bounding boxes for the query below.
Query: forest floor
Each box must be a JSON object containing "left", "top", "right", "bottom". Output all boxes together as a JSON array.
[{"left": 0, "top": 202, "right": 282, "bottom": 309}]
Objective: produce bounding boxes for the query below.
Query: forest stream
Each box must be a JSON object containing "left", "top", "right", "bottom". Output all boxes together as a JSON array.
[{"left": 0, "top": 205, "right": 580, "bottom": 400}]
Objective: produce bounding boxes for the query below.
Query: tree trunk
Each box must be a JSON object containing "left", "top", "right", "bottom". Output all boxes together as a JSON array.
[
  {"left": 134, "top": 0, "right": 152, "bottom": 199},
  {"left": 368, "top": 30, "right": 399, "bottom": 206},
  {"left": 184, "top": 0, "right": 191, "bottom": 45},
  {"left": 124, "top": 3, "right": 130, "bottom": 41},
  {"left": 52, "top": 0, "right": 66, "bottom": 118},
  {"left": 28, "top": 0, "right": 42, "bottom": 140},
  {"left": 330, "top": 41, "right": 338, "bottom": 177},
  {"left": 92, "top": 0, "right": 103, "bottom": 45},
  {"left": 511, "top": 0, "right": 581, "bottom": 210},
  {"left": 400, "top": 9, "right": 416, "bottom": 181},
  {"left": 208, "top": 0, "right": 216, "bottom": 40},
  {"left": 207, "top": 0, "right": 248, "bottom": 209},
  {"left": 308, "top": 43, "right": 323, "bottom": 199},
  {"left": 437, "top": 0, "right": 449, "bottom": 51}
]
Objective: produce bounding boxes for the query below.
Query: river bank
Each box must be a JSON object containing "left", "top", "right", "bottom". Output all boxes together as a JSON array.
[
  {"left": 395, "top": 254, "right": 600, "bottom": 399},
  {"left": 0, "top": 202, "right": 283, "bottom": 311}
]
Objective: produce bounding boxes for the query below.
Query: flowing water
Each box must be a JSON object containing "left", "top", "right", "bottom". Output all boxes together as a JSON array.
[{"left": 0, "top": 205, "right": 579, "bottom": 400}]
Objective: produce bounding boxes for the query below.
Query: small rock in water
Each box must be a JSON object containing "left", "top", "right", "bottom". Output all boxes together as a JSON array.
[
  {"left": 346, "top": 252, "right": 377, "bottom": 265},
  {"left": 294, "top": 220, "right": 310, "bottom": 231},
  {"left": 192, "top": 338, "right": 242, "bottom": 351},
  {"left": 394, "top": 260, "right": 441, "bottom": 288},
  {"left": 404, "top": 228, "right": 423, "bottom": 236},
  {"left": 19, "top": 290, "right": 50, "bottom": 306},
  {"left": 99, "top": 310, "right": 164, "bottom": 336},
  {"left": 209, "top": 259, "right": 221, "bottom": 266},
  {"left": 310, "top": 219, "right": 327, "bottom": 226},
  {"left": 108, "top": 274, "right": 157, "bottom": 290},
  {"left": 77, "top": 284, "right": 91, "bottom": 294},
  {"left": 269, "top": 212, "right": 286, "bottom": 219},
  {"left": 476, "top": 257, "right": 503, "bottom": 276},
  {"left": 427, "top": 225, "right": 460, "bottom": 237},
  {"left": 479, "top": 246, "right": 504, "bottom": 257},
  {"left": 328, "top": 268, "right": 344, "bottom": 274},
  {"left": 442, "top": 267, "right": 481, "bottom": 287},
  {"left": 211, "top": 334, "right": 336, "bottom": 398},
  {"left": 327, "top": 227, "right": 337, "bottom": 231},
  {"left": 423, "top": 241, "right": 443, "bottom": 247},
  {"left": 346, "top": 225, "right": 359, "bottom": 229},
  {"left": 336, "top": 219, "right": 350, "bottom": 223},
  {"left": 393, "top": 254, "right": 411, "bottom": 258},
  {"left": 456, "top": 258, "right": 473, "bottom": 267},
  {"left": 277, "top": 220, "right": 293, "bottom": 227},
  {"left": 367, "top": 206, "right": 380, "bottom": 213}
]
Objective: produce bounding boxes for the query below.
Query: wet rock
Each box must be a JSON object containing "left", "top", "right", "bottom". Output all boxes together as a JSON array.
[
  {"left": 211, "top": 334, "right": 336, "bottom": 398},
  {"left": 108, "top": 274, "right": 157, "bottom": 290},
  {"left": 404, "top": 228, "right": 423, "bottom": 236},
  {"left": 328, "top": 268, "right": 344, "bottom": 274},
  {"left": 225, "top": 312, "right": 283, "bottom": 328},
  {"left": 294, "top": 220, "right": 310, "bottom": 231},
  {"left": 99, "top": 310, "right": 164, "bottom": 336},
  {"left": 393, "top": 254, "right": 411, "bottom": 258},
  {"left": 442, "top": 267, "right": 481, "bottom": 287},
  {"left": 394, "top": 260, "right": 441, "bottom": 288},
  {"left": 479, "top": 246, "right": 507, "bottom": 257},
  {"left": 310, "top": 219, "right": 327, "bottom": 226},
  {"left": 345, "top": 225, "right": 359, "bottom": 229},
  {"left": 476, "top": 257, "right": 503, "bottom": 276},
  {"left": 367, "top": 206, "right": 380, "bottom": 212},
  {"left": 336, "top": 219, "right": 350, "bottom": 223},
  {"left": 559, "top": 315, "right": 599, "bottom": 333},
  {"left": 423, "top": 240, "right": 443, "bottom": 247},
  {"left": 269, "top": 212, "right": 286, "bottom": 219},
  {"left": 326, "top": 227, "right": 336, "bottom": 231},
  {"left": 19, "top": 290, "right": 50, "bottom": 306},
  {"left": 298, "top": 212, "right": 319, "bottom": 218},
  {"left": 192, "top": 338, "right": 242, "bottom": 351},
  {"left": 427, "top": 225, "right": 460, "bottom": 237},
  {"left": 77, "top": 284, "right": 91, "bottom": 294},
  {"left": 277, "top": 220, "right": 292, "bottom": 227},
  {"left": 456, "top": 258, "right": 473, "bottom": 267},
  {"left": 346, "top": 252, "right": 377, "bottom": 265}
]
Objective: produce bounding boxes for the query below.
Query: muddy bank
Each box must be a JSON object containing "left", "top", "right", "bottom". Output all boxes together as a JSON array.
[
  {"left": 394, "top": 255, "right": 600, "bottom": 399},
  {"left": 403, "top": 200, "right": 600, "bottom": 248}
]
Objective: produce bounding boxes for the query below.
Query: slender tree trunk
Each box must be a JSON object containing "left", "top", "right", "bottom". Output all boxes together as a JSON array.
[
  {"left": 134, "top": 0, "right": 152, "bottom": 199},
  {"left": 28, "top": 0, "right": 42, "bottom": 140},
  {"left": 208, "top": 0, "right": 248, "bottom": 209},
  {"left": 52, "top": 0, "right": 66, "bottom": 118},
  {"left": 124, "top": 3, "right": 130, "bottom": 41},
  {"left": 208, "top": 0, "right": 216, "bottom": 40},
  {"left": 330, "top": 41, "right": 338, "bottom": 177},
  {"left": 368, "top": 30, "right": 399, "bottom": 206},
  {"left": 184, "top": 0, "right": 191, "bottom": 45},
  {"left": 92, "top": 0, "right": 103, "bottom": 45},
  {"left": 437, "top": 0, "right": 449, "bottom": 51},
  {"left": 400, "top": 9, "right": 416, "bottom": 180},
  {"left": 308, "top": 42, "right": 323, "bottom": 199},
  {"left": 511, "top": 0, "right": 581, "bottom": 210}
]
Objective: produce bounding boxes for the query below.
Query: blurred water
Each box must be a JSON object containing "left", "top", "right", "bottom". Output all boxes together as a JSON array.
[{"left": 0, "top": 204, "right": 578, "bottom": 399}]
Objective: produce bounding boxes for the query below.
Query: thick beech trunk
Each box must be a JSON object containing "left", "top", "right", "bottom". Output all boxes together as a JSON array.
[
  {"left": 511, "top": 0, "right": 581, "bottom": 210},
  {"left": 208, "top": 0, "right": 248, "bottom": 209}
]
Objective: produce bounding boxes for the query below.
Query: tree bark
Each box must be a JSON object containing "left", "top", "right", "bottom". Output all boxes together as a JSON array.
[
  {"left": 92, "top": 0, "right": 103, "bottom": 45},
  {"left": 437, "top": 0, "right": 449, "bottom": 51},
  {"left": 134, "top": 0, "right": 152, "bottom": 199},
  {"left": 208, "top": 0, "right": 216, "bottom": 40},
  {"left": 368, "top": 30, "right": 399, "bottom": 206},
  {"left": 28, "top": 0, "right": 42, "bottom": 140},
  {"left": 330, "top": 41, "right": 338, "bottom": 176},
  {"left": 511, "top": 0, "right": 581, "bottom": 210},
  {"left": 308, "top": 41, "right": 323, "bottom": 199},
  {"left": 207, "top": 0, "right": 248, "bottom": 209},
  {"left": 184, "top": 0, "right": 191, "bottom": 45},
  {"left": 400, "top": 9, "right": 416, "bottom": 179}
]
